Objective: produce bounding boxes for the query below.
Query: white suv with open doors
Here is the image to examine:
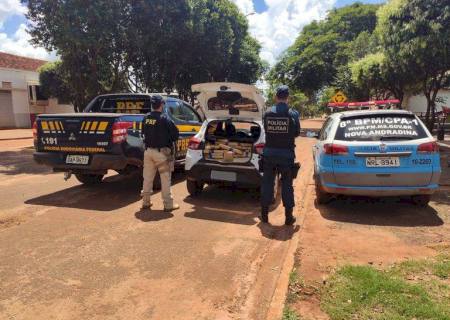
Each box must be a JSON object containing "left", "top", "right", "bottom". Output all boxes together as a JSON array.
[{"left": 185, "top": 83, "right": 266, "bottom": 196}]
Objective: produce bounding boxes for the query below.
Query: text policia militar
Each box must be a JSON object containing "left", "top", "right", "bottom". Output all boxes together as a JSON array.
[{"left": 266, "top": 118, "right": 289, "bottom": 133}]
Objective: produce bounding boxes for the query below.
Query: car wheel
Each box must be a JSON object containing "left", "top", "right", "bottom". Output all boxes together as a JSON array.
[
  {"left": 315, "top": 175, "right": 332, "bottom": 204},
  {"left": 75, "top": 174, "right": 104, "bottom": 186},
  {"left": 187, "top": 179, "right": 204, "bottom": 196},
  {"left": 411, "top": 195, "right": 431, "bottom": 207}
]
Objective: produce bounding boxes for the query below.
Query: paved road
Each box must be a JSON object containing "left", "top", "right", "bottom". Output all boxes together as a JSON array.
[{"left": 0, "top": 137, "right": 315, "bottom": 320}]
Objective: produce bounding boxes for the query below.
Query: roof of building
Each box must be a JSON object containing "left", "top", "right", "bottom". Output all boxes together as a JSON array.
[{"left": 0, "top": 52, "right": 47, "bottom": 72}]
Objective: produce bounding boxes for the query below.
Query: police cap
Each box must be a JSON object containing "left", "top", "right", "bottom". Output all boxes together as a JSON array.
[
  {"left": 151, "top": 95, "right": 165, "bottom": 109},
  {"left": 276, "top": 85, "right": 289, "bottom": 99}
]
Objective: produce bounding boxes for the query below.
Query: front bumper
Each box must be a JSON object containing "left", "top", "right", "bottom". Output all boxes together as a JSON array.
[
  {"left": 33, "top": 152, "right": 128, "bottom": 174},
  {"left": 186, "top": 162, "right": 262, "bottom": 187}
]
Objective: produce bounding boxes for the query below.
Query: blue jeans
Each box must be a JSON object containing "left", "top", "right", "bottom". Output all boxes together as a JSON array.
[{"left": 261, "top": 156, "right": 295, "bottom": 209}]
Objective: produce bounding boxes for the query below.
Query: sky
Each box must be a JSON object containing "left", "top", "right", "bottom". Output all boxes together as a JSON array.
[{"left": 0, "top": 0, "right": 385, "bottom": 64}]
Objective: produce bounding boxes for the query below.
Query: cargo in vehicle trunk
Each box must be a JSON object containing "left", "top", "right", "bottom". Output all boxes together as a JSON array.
[{"left": 203, "top": 120, "right": 260, "bottom": 164}]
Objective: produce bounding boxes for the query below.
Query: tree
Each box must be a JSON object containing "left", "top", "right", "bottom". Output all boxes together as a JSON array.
[
  {"left": 38, "top": 62, "right": 74, "bottom": 106},
  {"left": 378, "top": 0, "right": 450, "bottom": 128},
  {"left": 350, "top": 52, "right": 410, "bottom": 104},
  {"left": 24, "top": 0, "right": 265, "bottom": 109},
  {"left": 24, "top": 0, "right": 132, "bottom": 110},
  {"left": 269, "top": 3, "right": 380, "bottom": 100}
]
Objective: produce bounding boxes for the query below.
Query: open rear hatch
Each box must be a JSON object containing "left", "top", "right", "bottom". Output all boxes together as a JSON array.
[
  {"left": 202, "top": 120, "right": 261, "bottom": 164},
  {"left": 192, "top": 82, "right": 264, "bottom": 120}
]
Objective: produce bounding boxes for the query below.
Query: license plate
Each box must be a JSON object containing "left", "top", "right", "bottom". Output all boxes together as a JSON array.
[
  {"left": 211, "top": 170, "right": 237, "bottom": 182},
  {"left": 66, "top": 155, "right": 89, "bottom": 165},
  {"left": 366, "top": 157, "right": 400, "bottom": 167}
]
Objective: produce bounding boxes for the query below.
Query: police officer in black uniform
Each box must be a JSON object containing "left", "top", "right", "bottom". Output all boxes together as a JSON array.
[
  {"left": 141, "top": 95, "right": 180, "bottom": 211},
  {"left": 261, "top": 85, "right": 300, "bottom": 225}
]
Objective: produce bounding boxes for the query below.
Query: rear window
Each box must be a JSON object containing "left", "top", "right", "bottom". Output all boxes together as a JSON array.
[
  {"left": 335, "top": 114, "right": 428, "bottom": 141},
  {"left": 207, "top": 97, "right": 258, "bottom": 112},
  {"left": 90, "top": 97, "right": 152, "bottom": 114}
]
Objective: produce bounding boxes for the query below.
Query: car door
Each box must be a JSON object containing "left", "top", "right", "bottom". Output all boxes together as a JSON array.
[
  {"left": 313, "top": 117, "right": 335, "bottom": 174},
  {"left": 166, "top": 100, "right": 202, "bottom": 159}
]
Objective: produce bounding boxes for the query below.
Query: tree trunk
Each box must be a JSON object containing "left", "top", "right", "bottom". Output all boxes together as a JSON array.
[{"left": 425, "top": 94, "right": 433, "bottom": 131}]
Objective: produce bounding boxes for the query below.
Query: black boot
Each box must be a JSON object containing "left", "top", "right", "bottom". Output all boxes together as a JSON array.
[
  {"left": 260, "top": 207, "right": 269, "bottom": 223},
  {"left": 285, "top": 207, "right": 296, "bottom": 226}
]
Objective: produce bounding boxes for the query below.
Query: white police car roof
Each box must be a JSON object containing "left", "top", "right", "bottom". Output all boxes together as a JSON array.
[{"left": 334, "top": 109, "right": 414, "bottom": 119}]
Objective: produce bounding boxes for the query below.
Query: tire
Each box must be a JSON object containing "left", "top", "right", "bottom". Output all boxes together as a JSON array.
[
  {"left": 411, "top": 195, "right": 431, "bottom": 207},
  {"left": 187, "top": 179, "right": 204, "bottom": 196},
  {"left": 75, "top": 174, "right": 104, "bottom": 185},
  {"left": 315, "top": 175, "right": 332, "bottom": 204}
]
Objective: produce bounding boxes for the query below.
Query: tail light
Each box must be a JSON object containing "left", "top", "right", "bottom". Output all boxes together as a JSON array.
[
  {"left": 188, "top": 137, "right": 202, "bottom": 150},
  {"left": 112, "top": 122, "right": 132, "bottom": 144},
  {"left": 418, "top": 141, "right": 439, "bottom": 153},
  {"left": 32, "top": 121, "right": 38, "bottom": 141},
  {"left": 254, "top": 143, "right": 265, "bottom": 155},
  {"left": 324, "top": 143, "right": 349, "bottom": 155}
]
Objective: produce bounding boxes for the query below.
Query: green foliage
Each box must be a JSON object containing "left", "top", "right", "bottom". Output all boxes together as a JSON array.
[
  {"left": 282, "top": 307, "right": 301, "bottom": 320},
  {"left": 322, "top": 264, "right": 450, "bottom": 320},
  {"left": 25, "top": 0, "right": 265, "bottom": 109},
  {"left": 290, "top": 92, "right": 309, "bottom": 114},
  {"left": 379, "top": 0, "right": 450, "bottom": 127},
  {"left": 269, "top": 3, "right": 380, "bottom": 100},
  {"left": 38, "top": 62, "right": 73, "bottom": 106}
]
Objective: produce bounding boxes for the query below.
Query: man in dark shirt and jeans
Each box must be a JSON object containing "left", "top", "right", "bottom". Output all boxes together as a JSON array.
[
  {"left": 141, "top": 95, "right": 180, "bottom": 211},
  {"left": 261, "top": 85, "right": 300, "bottom": 225}
]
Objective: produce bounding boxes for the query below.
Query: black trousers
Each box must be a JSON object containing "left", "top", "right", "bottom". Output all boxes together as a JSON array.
[{"left": 261, "top": 156, "right": 295, "bottom": 210}]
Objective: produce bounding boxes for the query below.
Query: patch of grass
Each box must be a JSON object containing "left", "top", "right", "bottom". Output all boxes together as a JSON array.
[
  {"left": 433, "top": 255, "right": 450, "bottom": 279},
  {"left": 282, "top": 306, "right": 301, "bottom": 320},
  {"left": 321, "top": 263, "right": 450, "bottom": 320},
  {"left": 391, "top": 254, "right": 450, "bottom": 280},
  {"left": 286, "top": 269, "right": 304, "bottom": 304}
]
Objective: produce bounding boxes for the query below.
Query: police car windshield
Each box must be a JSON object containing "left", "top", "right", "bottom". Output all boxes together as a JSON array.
[
  {"left": 207, "top": 97, "right": 258, "bottom": 112},
  {"left": 335, "top": 114, "right": 428, "bottom": 141}
]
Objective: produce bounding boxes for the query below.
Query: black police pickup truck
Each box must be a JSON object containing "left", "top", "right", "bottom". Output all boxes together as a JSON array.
[{"left": 33, "top": 94, "right": 203, "bottom": 185}]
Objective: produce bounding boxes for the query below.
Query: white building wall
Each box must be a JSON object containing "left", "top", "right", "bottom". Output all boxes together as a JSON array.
[
  {"left": 11, "top": 89, "right": 30, "bottom": 127},
  {"left": 404, "top": 89, "right": 450, "bottom": 113},
  {"left": 0, "top": 67, "right": 73, "bottom": 128}
]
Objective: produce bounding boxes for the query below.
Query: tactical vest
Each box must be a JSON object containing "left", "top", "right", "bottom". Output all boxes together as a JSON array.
[{"left": 264, "top": 109, "right": 296, "bottom": 150}]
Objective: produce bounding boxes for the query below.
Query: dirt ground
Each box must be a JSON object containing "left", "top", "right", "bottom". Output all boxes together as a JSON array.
[
  {"left": 291, "top": 138, "right": 450, "bottom": 319},
  {"left": 1, "top": 122, "right": 448, "bottom": 320},
  {"left": 0, "top": 133, "right": 316, "bottom": 320}
]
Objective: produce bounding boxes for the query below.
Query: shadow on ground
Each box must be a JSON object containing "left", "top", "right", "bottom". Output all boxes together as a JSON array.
[
  {"left": 316, "top": 197, "right": 444, "bottom": 227},
  {"left": 257, "top": 222, "right": 300, "bottom": 241},
  {"left": 26, "top": 172, "right": 186, "bottom": 211},
  {"left": 135, "top": 209, "right": 174, "bottom": 222},
  {"left": 184, "top": 185, "right": 260, "bottom": 226},
  {"left": 0, "top": 147, "right": 51, "bottom": 175}
]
